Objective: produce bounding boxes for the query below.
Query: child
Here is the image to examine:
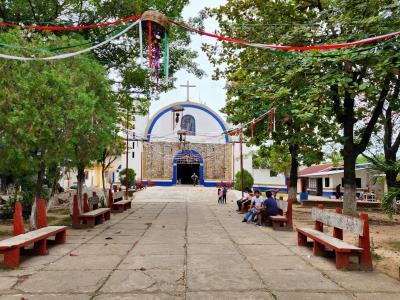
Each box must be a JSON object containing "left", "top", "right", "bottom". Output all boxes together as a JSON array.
[{"left": 217, "top": 188, "right": 223, "bottom": 204}]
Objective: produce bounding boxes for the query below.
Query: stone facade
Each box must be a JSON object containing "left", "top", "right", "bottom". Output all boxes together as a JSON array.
[{"left": 142, "top": 142, "right": 233, "bottom": 181}]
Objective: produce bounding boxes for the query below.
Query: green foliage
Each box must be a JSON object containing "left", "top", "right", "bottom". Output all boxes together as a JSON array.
[
  {"left": 207, "top": 0, "right": 400, "bottom": 213},
  {"left": 119, "top": 168, "right": 136, "bottom": 188},
  {"left": 252, "top": 145, "right": 291, "bottom": 175},
  {"left": 234, "top": 169, "right": 254, "bottom": 191},
  {"left": 364, "top": 155, "right": 400, "bottom": 218}
]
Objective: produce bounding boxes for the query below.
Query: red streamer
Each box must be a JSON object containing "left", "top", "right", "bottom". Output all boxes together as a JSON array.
[
  {"left": 0, "top": 15, "right": 141, "bottom": 31},
  {"left": 269, "top": 110, "right": 274, "bottom": 132},
  {"left": 169, "top": 19, "right": 400, "bottom": 52}
]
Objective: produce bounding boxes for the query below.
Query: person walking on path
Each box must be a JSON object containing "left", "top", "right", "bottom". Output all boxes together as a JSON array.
[
  {"left": 222, "top": 186, "right": 227, "bottom": 204},
  {"left": 191, "top": 173, "right": 198, "bottom": 186}
]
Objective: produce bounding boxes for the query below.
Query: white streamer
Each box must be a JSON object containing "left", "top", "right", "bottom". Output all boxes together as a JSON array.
[{"left": 0, "top": 19, "right": 140, "bottom": 61}]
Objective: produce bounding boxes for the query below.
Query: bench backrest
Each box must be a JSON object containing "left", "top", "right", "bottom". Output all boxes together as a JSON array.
[
  {"left": 311, "top": 207, "right": 364, "bottom": 236},
  {"left": 88, "top": 195, "right": 100, "bottom": 205},
  {"left": 113, "top": 191, "right": 123, "bottom": 201}
]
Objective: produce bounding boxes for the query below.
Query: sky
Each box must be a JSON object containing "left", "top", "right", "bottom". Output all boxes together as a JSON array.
[{"left": 150, "top": 0, "right": 227, "bottom": 115}]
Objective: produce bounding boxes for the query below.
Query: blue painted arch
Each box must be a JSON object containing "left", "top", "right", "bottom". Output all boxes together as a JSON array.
[
  {"left": 145, "top": 102, "right": 229, "bottom": 143},
  {"left": 172, "top": 149, "right": 204, "bottom": 185}
]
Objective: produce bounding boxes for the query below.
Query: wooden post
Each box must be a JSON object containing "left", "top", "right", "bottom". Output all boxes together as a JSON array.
[
  {"left": 315, "top": 204, "right": 324, "bottom": 232},
  {"left": 359, "top": 213, "right": 373, "bottom": 270},
  {"left": 13, "top": 201, "right": 25, "bottom": 236},
  {"left": 36, "top": 199, "right": 47, "bottom": 229},
  {"left": 83, "top": 193, "right": 90, "bottom": 213},
  {"left": 333, "top": 207, "right": 343, "bottom": 240},
  {"left": 239, "top": 126, "right": 244, "bottom": 198},
  {"left": 72, "top": 194, "right": 81, "bottom": 228}
]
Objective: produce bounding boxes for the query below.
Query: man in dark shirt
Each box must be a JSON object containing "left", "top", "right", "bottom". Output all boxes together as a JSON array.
[{"left": 259, "top": 191, "right": 279, "bottom": 226}]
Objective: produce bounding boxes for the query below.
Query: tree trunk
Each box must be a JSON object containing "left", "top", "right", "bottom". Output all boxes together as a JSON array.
[
  {"left": 76, "top": 164, "right": 85, "bottom": 212},
  {"left": 288, "top": 144, "right": 299, "bottom": 201},
  {"left": 30, "top": 160, "right": 46, "bottom": 229},
  {"left": 101, "top": 166, "right": 108, "bottom": 202}
]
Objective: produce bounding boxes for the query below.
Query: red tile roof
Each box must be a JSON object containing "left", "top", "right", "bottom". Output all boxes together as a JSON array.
[{"left": 299, "top": 164, "right": 333, "bottom": 177}]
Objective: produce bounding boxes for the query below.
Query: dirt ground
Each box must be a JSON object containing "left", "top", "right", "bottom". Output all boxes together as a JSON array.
[{"left": 293, "top": 204, "right": 400, "bottom": 280}]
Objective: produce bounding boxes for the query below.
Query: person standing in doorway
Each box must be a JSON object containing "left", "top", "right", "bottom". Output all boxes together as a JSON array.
[
  {"left": 336, "top": 184, "right": 341, "bottom": 199},
  {"left": 222, "top": 186, "right": 227, "bottom": 204},
  {"left": 191, "top": 173, "right": 198, "bottom": 186}
]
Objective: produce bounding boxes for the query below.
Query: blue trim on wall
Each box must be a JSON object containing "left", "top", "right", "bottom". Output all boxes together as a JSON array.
[
  {"left": 172, "top": 150, "right": 204, "bottom": 185},
  {"left": 147, "top": 104, "right": 229, "bottom": 143},
  {"left": 253, "top": 186, "right": 288, "bottom": 193}
]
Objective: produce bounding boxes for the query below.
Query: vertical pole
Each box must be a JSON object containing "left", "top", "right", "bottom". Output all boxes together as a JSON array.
[
  {"left": 239, "top": 126, "right": 244, "bottom": 198},
  {"left": 126, "top": 107, "right": 129, "bottom": 197}
]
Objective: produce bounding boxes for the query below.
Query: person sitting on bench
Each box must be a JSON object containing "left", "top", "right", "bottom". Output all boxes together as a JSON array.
[
  {"left": 258, "top": 190, "right": 279, "bottom": 226},
  {"left": 242, "top": 190, "right": 263, "bottom": 223},
  {"left": 237, "top": 190, "right": 250, "bottom": 211}
]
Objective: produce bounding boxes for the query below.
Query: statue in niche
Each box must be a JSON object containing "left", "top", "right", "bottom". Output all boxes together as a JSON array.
[{"left": 181, "top": 115, "right": 196, "bottom": 135}]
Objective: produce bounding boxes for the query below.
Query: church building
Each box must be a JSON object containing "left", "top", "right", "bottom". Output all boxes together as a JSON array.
[{"left": 127, "top": 100, "right": 249, "bottom": 187}]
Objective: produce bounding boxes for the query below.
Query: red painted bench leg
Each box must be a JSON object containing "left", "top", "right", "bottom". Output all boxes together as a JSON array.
[
  {"left": 33, "top": 239, "right": 48, "bottom": 256},
  {"left": 336, "top": 252, "right": 350, "bottom": 269},
  {"left": 55, "top": 230, "right": 67, "bottom": 244},
  {"left": 313, "top": 241, "right": 325, "bottom": 256},
  {"left": 105, "top": 211, "right": 111, "bottom": 221},
  {"left": 87, "top": 218, "right": 95, "bottom": 228},
  {"left": 98, "top": 214, "right": 105, "bottom": 224},
  {"left": 3, "top": 248, "right": 20, "bottom": 267},
  {"left": 298, "top": 232, "right": 307, "bottom": 246}
]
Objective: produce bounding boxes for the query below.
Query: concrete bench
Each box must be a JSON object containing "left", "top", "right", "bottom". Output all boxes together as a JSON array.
[
  {"left": 72, "top": 195, "right": 111, "bottom": 228},
  {"left": 0, "top": 226, "right": 67, "bottom": 267},
  {"left": 297, "top": 205, "right": 372, "bottom": 270},
  {"left": 269, "top": 199, "right": 293, "bottom": 231},
  {"left": 108, "top": 190, "right": 131, "bottom": 213},
  {"left": 0, "top": 200, "right": 67, "bottom": 267}
]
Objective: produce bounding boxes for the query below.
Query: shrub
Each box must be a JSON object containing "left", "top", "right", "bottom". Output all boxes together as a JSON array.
[
  {"left": 234, "top": 169, "right": 254, "bottom": 191},
  {"left": 119, "top": 168, "right": 136, "bottom": 188}
]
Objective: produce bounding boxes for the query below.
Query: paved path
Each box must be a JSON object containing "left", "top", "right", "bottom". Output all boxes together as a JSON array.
[{"left": 0, "top": 186, "right": 399, "bottom": 299}]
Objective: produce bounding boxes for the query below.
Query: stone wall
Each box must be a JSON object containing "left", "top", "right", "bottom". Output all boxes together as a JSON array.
[{"left": 143, "top": 142, "right": 233, "bottom": 181}]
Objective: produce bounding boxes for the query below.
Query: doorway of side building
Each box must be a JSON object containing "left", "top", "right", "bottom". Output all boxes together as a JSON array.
[
  {"left": 177, "top": 163, "right": 200, "bottom": 185},
  {"left": 316, "top": 178, "right": 323, "bottom": 196}
]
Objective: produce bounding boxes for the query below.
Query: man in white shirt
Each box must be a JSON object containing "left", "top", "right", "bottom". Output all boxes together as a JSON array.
[{"left": 242, "top": 190, "right": 264, "bottom": 223}]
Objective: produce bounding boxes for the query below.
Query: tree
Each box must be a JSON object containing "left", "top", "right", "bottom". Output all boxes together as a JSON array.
[
  {"left": 252, "top": 145, "right": 291, "bottom": 175},
  {"left": 207, "top": 0, "right": 400, "bottom": 214},
  {"left": 0, "top": 29, "right": 115, "bottom": 226},
  {"left": 119, "top": 168, "right": 136, "bottom": 189},
  {"left": 234, "top": 169, "right": 254, "bottom": 192},
  {"left": 99, "top": 135, "right": 125, "bottom": 199},
  {"left": 206, "top": 1, "right": 334, "bottom": 201}
]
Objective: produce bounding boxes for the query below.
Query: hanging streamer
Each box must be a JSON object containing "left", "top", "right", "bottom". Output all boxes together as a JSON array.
[
  {"left": 0, "top": 15, "right": 141, "bottom": 31},
  {"left": 273, "top": 108, "right": 276, "bottom": 132},
  {"left": 154, "top": 38, "right": 160, "bottom": 88},
  {"left": 269, "top": 110, "right": 273, "bottom": 133},
  {"left": 250, "top": 118, "right": 254, "bottom": 138},
  {"left": 139, "top": 19, "right": 143, "bottom": 66},
  {"left": 164, "top": 31, "right": 169, "bottom": 81},
  {"left": 0, "top": 20, "right": 140, "bottom": 61},
  {"left": 148, "top": 21, "right": 152, "bottom": 68},
  {"left": 168, "top": 19, "right": 400, "bottom": 52}
]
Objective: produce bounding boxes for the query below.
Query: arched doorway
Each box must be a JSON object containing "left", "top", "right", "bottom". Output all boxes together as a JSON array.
[{"left": 172, "top": 150, "right": 204, "bottom": 185}]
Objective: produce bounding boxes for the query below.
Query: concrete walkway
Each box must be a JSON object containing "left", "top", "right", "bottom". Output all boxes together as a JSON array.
[{"left": 0, "top": 186, "right": 399, "bottom": 299}]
